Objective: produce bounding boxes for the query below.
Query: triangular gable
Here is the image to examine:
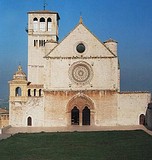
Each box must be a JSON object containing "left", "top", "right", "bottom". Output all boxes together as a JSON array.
[{"left": 45, "top": 22, "right": 116, "bottom": 58}]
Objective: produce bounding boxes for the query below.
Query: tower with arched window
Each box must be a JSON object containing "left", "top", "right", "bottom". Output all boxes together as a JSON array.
[
  {"left": 27, "top": 10, "right": 60, "bottom": 84},
  {"left": 9, "top": 65, "right": 28, "bottom": 101},
  {"left": 9, "top": 65, "right": 28, "bottom": 125}
]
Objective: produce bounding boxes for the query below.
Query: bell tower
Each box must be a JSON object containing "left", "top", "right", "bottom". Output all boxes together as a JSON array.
[{"left": 27, "top": 10, "right": 60, "bottom": 84}]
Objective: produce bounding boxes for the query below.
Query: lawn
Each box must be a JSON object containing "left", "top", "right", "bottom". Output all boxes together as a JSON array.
[{"left": 0, "top": 130, "right": 152, "bottom": 160}]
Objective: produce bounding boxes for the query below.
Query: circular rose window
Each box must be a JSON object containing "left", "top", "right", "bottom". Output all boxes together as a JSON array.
[
  {"left": 69, "top": 61, "right": 93, "bottom": 85},
  {"left": 76, "top": 43, "right": 85, "bottom": 53}
]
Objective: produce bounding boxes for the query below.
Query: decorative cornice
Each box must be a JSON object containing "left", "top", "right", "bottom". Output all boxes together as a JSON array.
[
  {"left": 27, "top": 84, "right": 44, "bottom": 88},
  {"left": 28, "top": 10, "right": 60, "bottom": 20},
  {"left": 119, "top": 91, "right": 150, "bottom": 94},
  {"left": 46, "top": 56, "right": 117, "bottom": 60},
  {"left": 43, "top": 89, "right": 117, "bottom": 93}
]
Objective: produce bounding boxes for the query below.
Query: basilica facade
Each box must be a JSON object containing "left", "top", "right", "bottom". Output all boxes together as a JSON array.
[{"left": 9, "top": 9, "right": 151, "bottom": 128}]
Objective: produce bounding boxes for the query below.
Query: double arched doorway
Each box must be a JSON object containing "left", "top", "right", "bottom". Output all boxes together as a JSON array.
[
  {"left": 71, "top": 106, "right": 79, "bottom": 125},
  {"left": 67, "top": 94, "right": 94, "bottom": 126},
  {"left": 71, "top": 106, "right": 90, "bottom": 125},
  {"left": 82, "top": 106, "right": 90, "bottom": 125}
]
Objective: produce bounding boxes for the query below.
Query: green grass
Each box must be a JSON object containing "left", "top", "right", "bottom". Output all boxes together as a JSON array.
[{"left": 0, "top": 130, "right": 152, "bottom": 160}]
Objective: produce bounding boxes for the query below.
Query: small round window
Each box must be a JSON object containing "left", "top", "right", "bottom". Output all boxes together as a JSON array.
[{"left": 76, "top": 43, "right": 85, "bottom": 53}]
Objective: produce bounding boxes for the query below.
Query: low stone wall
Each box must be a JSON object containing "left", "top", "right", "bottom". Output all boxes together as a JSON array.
[
  {"left": 118, "top": 92, "right": 151, "bottom": 125},
  {"left": 1, "top": 125, "right": 11, "bottom": 134}
]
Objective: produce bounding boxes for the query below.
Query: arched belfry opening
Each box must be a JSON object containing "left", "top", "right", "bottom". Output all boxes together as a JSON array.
[
  {"left": 15, "top": 87, "right": 22, "bottom": 97},
  {"left": 67, "top": 94, "right": 94, "bottom": 126},
  {"left": 40, "top": 17, "right": 45, "bottom": 31},
  {"left": 33, "top": 17, "right": 38, "bottom": 32},
  {"left": 47, "top": 18, "right": 52, "bottom": 31}
]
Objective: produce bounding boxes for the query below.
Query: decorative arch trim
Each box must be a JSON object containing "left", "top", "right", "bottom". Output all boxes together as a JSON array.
[{"left": 67, "top": 93, "right": 94, "bottom": 113}]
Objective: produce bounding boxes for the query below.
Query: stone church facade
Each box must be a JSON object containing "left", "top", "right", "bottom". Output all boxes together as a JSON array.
[{"left": 9, "top": 9, "right": 151, "bottom": 128}]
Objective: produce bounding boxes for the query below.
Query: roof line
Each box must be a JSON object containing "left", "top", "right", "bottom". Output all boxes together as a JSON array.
[
  {"left": 80, "top": 23, "right": 117, "bottom": 57},
  {"left": 44, "top": 22, "right": 82, "bottom": 58},
  {"left": 28, "top": 10, "right": 60, "bottom": 19},
  {"left": 44, "top": 21, "right": 117, "bottom": 58}
]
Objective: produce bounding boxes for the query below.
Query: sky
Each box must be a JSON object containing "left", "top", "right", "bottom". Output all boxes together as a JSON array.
[{"left": 0, "top": 0, "right": 152, "bottom": 105}]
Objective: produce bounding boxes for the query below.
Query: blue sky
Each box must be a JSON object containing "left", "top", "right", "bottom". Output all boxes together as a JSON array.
[{"left": 0, "top": 0, "right": 152, "bottom": 103}]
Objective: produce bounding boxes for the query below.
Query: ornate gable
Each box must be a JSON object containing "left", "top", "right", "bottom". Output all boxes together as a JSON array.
[{"left": 45, "top": 22, "right": 116, "bottom": 59}]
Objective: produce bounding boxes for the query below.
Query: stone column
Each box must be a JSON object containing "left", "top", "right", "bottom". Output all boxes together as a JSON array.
[
  {"left": 90, "top": 110, "right": 95, "bottom": 126},
  {"left": 79, "top": 112, "right": 82, "bottom": 126}
]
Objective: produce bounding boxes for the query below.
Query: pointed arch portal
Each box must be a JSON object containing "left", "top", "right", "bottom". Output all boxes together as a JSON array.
[
  {"left": 67, "top": 94, "right": 94, "bottom": 126},
  {"left": 82, "top": 106, "right": 90, "bottom": 125},
  {"left": 71, "top": 106, "right": 79, "bottom": 125}
]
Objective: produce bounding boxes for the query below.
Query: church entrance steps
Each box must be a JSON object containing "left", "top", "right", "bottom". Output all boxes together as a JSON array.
[{"left": 3, "top": 125, "right": 152, "bottom": 136}]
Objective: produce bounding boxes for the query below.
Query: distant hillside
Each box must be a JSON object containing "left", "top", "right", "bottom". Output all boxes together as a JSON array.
[{"left": 0, "top": 99, "right": 9, "bottom": 109}]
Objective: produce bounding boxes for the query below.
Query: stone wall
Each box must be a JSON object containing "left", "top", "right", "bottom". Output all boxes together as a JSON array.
[
  {"left": 0, "top": 114, "right": 9, "bottom": 128},
  {"left": 10, "top": 97, "right": 44, "bottom": 127},
  {"left": 118, "top": 92, "right": 151, "bottom": 125},
  {"left": 43, "top": 90, "right": 118, "bottom": 127},
  {"left": 44, "top": 23, "right": 119, "bottom": 91},
  {"left": 9, "top": 90, "right": 151, "bottom": 128},
  {"left": 45, "top": 58, "right": 118, "bottom": 91}
]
